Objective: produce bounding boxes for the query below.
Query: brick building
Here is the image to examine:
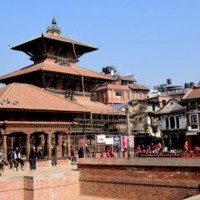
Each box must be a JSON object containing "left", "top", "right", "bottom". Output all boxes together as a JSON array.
[{"left": 182, "top": 86, "right": 200, "bottom": 150}]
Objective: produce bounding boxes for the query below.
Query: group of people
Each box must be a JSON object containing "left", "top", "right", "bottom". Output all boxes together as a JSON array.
[
  {"left": 2, "top": 141, "right": 190, "bottom": 171},
  {"left": 135, "top": 142, "right": 163, "bottom": 156},
  {"left": 70, "top": 145, "right": 89, "bottom": 164},
  {"left": 8, "top": 147, "right": 25, "bottom": 172},
  {"left": 29, "top": 145, "right": 58, "bottom": 170},
  {"left": 5, "top": 145, "right": 57, "bottom": 172}
]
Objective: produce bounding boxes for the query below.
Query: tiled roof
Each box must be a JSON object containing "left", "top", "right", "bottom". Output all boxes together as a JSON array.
[
  {"left": 96, "top": 84, "right": 130, "bottom": 91},
  {"left": 75, "top": 96, "right": 125, "bottom": 115},
  {"left": 12, "top": 33, "right": 98, "bottom": 51},
  {"left": 182, "top": 87, "right": 200, "bottom": 100},
  {"left": 0, "top": 83, "right": 89, "bottom": 113},
  {"left": 146, "top": 95, "right": 172, "bottom": 103},
  {"left": 69, "top": 63, "right": 113, "bottom": 80},
  {"left": 128, "top": 84, "right": 149, "bottom": 91},
  {"left": 0, "top": 60, "right": 113, "bottom": 81},
  {"left": 120, "top": 75, "right": 136, "bottom": 82},
  {"left": 155, "top": 99, "right": 185, "bottom": 115}
]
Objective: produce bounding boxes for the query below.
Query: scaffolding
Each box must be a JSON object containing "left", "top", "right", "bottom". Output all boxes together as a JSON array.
[{"left": 70, "top": 112, "right": 127, "bottom": 154}]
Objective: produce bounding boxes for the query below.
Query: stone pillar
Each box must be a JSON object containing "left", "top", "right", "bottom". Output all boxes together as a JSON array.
[
  {"left": 174, "top": 116, "right": 177, "bottom": 129},
  {"left": 168, "top": 117, "right": 171, "bottom": 129},
  {"left": 41, "top": 134, "right": 45, "bottom": 147},
  {"left": 3, "top": 135, "right": 7, "bottom": 161},
  {"left": 47, "top": 133, "right": 52, "bottom": 159},
  {"left": 26, "top": 134, "right": 31, "bottom": 160}
]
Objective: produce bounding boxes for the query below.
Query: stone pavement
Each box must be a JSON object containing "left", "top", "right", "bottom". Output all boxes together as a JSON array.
[
  {"left": 71, "top": 196, "right": 119, "bottom": 200},
  {"left": 1, "top": 162, "right": 78, "bottom": 177}
]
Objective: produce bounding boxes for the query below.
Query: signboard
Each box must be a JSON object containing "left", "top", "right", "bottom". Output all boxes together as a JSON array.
[
  {"left": 129, "top": 135, "right": 135, "bottom": 148},
  {"left": 97, "top": 135, "right": 106, "bottom": 143},
  {"left": 105, "top": 138, "right": 114, "bottom": 145},
  {"left": 113, "top": 135, "right": 121, "bottom": 146},
  {"left": 121, "top": 136, "right": 127, "bottom": 148},
  {"left": 186, "top": 132, "right": 198, "bottom": 136}
]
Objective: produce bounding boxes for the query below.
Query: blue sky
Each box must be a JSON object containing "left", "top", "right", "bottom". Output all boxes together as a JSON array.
[{"left": 1, "top": 0, "right": 200, "bottom": 89}]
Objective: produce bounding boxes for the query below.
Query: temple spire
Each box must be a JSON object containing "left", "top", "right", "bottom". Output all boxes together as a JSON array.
[{"left": 46, "top": 18, "right": 61, "bottom": 36}]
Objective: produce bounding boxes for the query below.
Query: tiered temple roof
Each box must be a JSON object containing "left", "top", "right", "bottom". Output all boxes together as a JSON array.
[{"left": 0, "top": 83, "right": 89, "bottom": 113}]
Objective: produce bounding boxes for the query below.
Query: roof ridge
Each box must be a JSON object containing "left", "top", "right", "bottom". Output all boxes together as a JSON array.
[
  {"left": 70, "top": 63, "right": 112, "bottom": 79},
  {"left": 0, "top": 83, "right": 15, "bottom": 102},
  {"left": 69, "top": 64, "right": 83, "bottom": 76},
  {"left": 155, "top": 98, "right": 184, "bottom": 114}
]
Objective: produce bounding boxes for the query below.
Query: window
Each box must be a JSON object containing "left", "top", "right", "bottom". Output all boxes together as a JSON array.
[
  {"left": 189, "top": 100, "right": 197, "bottom": 107},
  {"left": 139, "top": 92, "right": 143, "bottom": 99},
  {"left": 190, "top": 114, "right": 198, "bottom": 124},
  {"left": 132, "top": 92, "right": 135, "bottom": 99},
  {"left": 176, "top": 116, "right": 179, "bottom": 129},
  {"left": 162, "top": 100, "right": 166, "bottom": 105},
  {"left": 115, "top": 91, "right": 123, "bottom": 98},
  {"left": 170, "top": 117, "right": 175, "bottom": 129},
  {"left": 126, "top": 92, "right": 129, "bottom": 99},
  {"left": 190, "top": 114, "right": 198, "bottom": 129},
  {"left": 189, "top": 100, "right": 197, "bottom": 110},
  {"left": 165, "top": 118, "right": 169, "bottom": 129}
]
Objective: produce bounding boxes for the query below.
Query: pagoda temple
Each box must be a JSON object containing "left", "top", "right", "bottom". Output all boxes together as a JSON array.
[
  {"left": 0, "top": 18, "right": 113, "bottom": 94},
  {"left": 0, "top": 19, "right": 126, "bottom": 165}
]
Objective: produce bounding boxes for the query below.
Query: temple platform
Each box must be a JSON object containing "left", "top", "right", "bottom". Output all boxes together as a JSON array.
[{"left": 0, "top": 157, "right": 200, "bottom": 200}]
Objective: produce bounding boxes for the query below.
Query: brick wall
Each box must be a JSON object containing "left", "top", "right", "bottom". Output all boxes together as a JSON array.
[
  {"left": 78, "top": 158, "right": 200, "bottom": 200},
  {"left": 0, "top": 177, "right": 24, "bottom": 200},
  {"left": 0, "top": 170, "right": 79, "bottom": 200}
]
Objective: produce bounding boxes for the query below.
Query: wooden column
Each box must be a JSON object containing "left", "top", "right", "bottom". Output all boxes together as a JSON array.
[
  {"left": 26, "top": 134, "right": 30, "bottom": 160},
  {"left": 3, "top": 135, "right": 8, "bottom": 161},
  {"left": 67, "top": 133, "right": 70, "bottom": 158},
  {"left": 41, "top": 134, "right": 45, "bottom": 147},
  {"left": 47, "top": 133, "right": 52, "bottom": 159}
]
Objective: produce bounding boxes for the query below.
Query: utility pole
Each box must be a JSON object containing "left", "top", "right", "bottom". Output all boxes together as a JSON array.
[{"left": 125, "top": 105, "right": 131, "bottom": 159}]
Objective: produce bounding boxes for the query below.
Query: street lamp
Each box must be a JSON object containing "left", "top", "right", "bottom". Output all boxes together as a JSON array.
[{"left": 125, "top": 105, "right": 131, "bottom": 159}]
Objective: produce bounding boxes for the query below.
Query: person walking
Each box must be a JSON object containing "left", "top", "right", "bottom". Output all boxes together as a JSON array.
[
  {"left": 184, "top": 141, "right": 189, "bottom": 153},
  {"left": 51, "top": 146, "right": 57, "bottom": 167},
  {"left": 29, "top": 146, "right": 37, "bottom": 170},
  {"left": 15, "top": 147, "right": 25, "bottom": 170},
  {"left": 78, "top": 147, "right": 84, "bottom": 158},
  {"left": 71, "top": 146, "right": 76, "bottom": 164},
  {"left": 116, "top": 145, "right": 121, "bottom": 158}
]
